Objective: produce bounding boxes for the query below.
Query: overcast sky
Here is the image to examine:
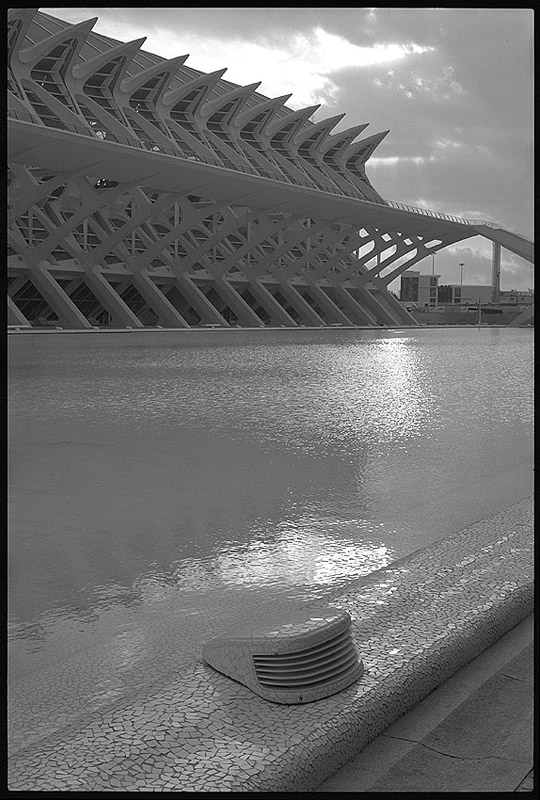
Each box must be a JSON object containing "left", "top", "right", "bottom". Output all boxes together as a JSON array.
[{"left": 44, "top": 7, "right": 533, "bottom": 292}]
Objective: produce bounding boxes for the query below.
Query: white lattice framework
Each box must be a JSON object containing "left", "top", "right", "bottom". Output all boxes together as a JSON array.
[{"left": 7, "top": 9, "right": 534, "bottom": 329}]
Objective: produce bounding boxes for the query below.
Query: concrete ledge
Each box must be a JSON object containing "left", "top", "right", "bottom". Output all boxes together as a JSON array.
[
  {"left": 8, "top": 497, "right": 533, "bottom": 791},
  {"left": 313, "top": 616, "right": 533, "bottom": 792}
]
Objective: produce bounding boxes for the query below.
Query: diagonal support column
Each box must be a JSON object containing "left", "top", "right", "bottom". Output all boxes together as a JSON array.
[
  {"left": 278, "top": 283, "right": 326, "bottom": 326},
  {"left": 307, "top": 283, "right": 354, "bottom": 325},
  {"left": 329, "top": 284, "right": 378, "bottom": 325},
  {"left": 371, "top": 281, "right": 417, "bottom": 326},
  {"left": 82, "top": 268, "right": 144, "bottom": 328},
  {"left": 248, "top": 280, "right": 298, "bottom": 327},
  {"left": 212, "top": 276, "right": 265, "bottom": 327},
  {"left": 8, "top": 296, "right": 31, "bottom": 326},
  {"left": 347, "top": 280, "right": 397, "bottom": 326},
  {"left": 28, "top": 262, "right": 93, "bottom": 328},
  {"left": 130, "top": 271, "right": 190, "bottom": 328},
  {"left": 173, "top": 273, "right": 229, "bottom": 326}
]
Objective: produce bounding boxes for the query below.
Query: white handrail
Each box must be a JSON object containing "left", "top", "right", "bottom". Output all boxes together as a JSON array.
[{"left": 385, "top": 198, "right": 504, "bottom": 229}]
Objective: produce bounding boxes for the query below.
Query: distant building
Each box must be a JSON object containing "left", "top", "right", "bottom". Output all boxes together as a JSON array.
[
  {"left": 437, "top": 284, "right": 492, "bottom": 306},
  {"left": 435, "top": 285, "right": 533, "bottom": 308},
  {"left": 400, "top": 270, "right": 440, "bottom": 307},
  {"left": 499, "top": 289, "right": 533, "bottom": 306}
]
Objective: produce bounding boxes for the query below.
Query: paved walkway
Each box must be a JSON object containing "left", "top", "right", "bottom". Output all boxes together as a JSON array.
[{"left": 313, "top": 614, "right": 533, "bottom": 793}]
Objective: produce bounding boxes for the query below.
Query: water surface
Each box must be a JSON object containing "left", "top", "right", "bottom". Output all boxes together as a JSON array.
[{"left": 8, "top": 327, "right": 533, "bottom": 746}]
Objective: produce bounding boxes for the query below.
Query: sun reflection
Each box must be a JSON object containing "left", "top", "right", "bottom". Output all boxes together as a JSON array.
[
  {"left": 215, "top": 529, "right": 390, "bottom": 590},
  {"left": 366, "top": 336, "right": 432, "bottom": 441},
  {"left": 100, "top": 516, "right": 396, "bottom": 606}
]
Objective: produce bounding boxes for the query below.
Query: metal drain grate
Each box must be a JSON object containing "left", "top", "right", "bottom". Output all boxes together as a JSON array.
[
  {"left": 202, "top": 608, "right": 363, "bottom": 704},
  {"left": 253, "top": 627, "right": 360, "bottom": 689}
]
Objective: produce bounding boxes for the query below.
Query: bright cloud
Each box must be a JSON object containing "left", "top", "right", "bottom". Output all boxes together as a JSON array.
[
  {"left": 372, "top": 66, "right": 464, "bottom": 103},
  {"left": 75, "top": 16, "right": 435, "bottom": 109},
  {"left": 149, "top": 26, "right": 433, "bottom": 108},
  {"left": 370, "top": 156, "right": 426, "bottom": 166}
]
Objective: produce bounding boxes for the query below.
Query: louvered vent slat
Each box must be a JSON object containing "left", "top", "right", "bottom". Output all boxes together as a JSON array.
[
  {"left": 253, "top": 635, "right": 352, "bottom": 671},
  {"left": 253, "top": 627, "right": 361, "bottom": 691},
  {"left": 254, "top": 650, "right": 359, "bottom": 685},
  {"left": 254, "top": 647, "right": 355, "bottom": 678},
  {"left": 255, "top": 661, "right": 359, "bottom": 688},
  {"left": 252, "top": 629, "right": 348, "bottom": 662}
]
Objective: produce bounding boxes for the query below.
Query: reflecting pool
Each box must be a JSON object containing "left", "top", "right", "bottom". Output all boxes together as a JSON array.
[{"left": 8, "top": 327, "right": 533, "bottom": 747}]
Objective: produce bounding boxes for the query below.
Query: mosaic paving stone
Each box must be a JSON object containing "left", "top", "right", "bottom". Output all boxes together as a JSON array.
[{"left": 8, "top": 497, "right": 533, "bottom": 792}]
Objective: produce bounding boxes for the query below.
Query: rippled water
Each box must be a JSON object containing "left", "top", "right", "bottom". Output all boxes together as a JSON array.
[{"left": 8, "top": 328, "right": 533, "bottom": 699}]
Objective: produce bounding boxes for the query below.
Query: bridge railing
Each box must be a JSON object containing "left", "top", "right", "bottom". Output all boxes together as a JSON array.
[{"left": 384, "top": 198, "right": 506, "bottom": 230}]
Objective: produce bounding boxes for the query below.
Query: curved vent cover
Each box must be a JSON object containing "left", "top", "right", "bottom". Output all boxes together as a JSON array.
[{"left": 202, "top": 608, "right": 363, "bottom": 704}]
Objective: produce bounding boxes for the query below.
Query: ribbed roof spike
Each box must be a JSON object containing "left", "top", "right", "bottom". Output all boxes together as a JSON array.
[
  {"left": 344, "top": 130, "right": 389, "bottom": 165},
  {"left": 162, "top": 68, "right": 228, "bottom": 108},
  {"left": 233, "top": 93, "right": 293, "bottom": 130},
  {"left": 8, "top": 8, "right": 39, "bottom": 62},
  {"left": 199, "top": 81, "right": 262, "bottom": 119},
  {"left": 266, "top": 104, "right": 321, "bottom": 139},
  {"left": 319, "top": 122, "right": 370, "bottom": 157},
  {"left": 120, "top": 55, "right": 189, "bottom": 94},
  {"left": 293, "top": 113, "right": 346, "bottom": 149},
  {"left": 18, "top": 17, "right": 99, "bottom": 65},
  {"left": 72, "top": 37, "right": 147, "bottom": 81}
]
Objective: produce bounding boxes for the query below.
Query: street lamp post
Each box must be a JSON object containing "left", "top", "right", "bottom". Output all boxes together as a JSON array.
[{"left": 458, "top": 262, "right": 465, "bottom": 305}]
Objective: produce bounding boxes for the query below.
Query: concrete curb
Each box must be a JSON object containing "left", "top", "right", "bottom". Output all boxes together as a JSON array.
[
  {"left": 258, "top": 583, "right": 533, "bottom": 792},
  {"left": 313, "top": 613, "right": 533, "bottom": 792}
]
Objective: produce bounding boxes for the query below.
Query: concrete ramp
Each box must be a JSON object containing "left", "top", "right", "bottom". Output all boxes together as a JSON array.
[
  {"left": 472, "top": 225, "right": 534, "bottom": 263},
  {"left": 508, "top": 304, "right": 534, "bottom": 327}
]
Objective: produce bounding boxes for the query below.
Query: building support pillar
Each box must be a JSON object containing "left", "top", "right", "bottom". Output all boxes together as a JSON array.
[
  {"left": 307, "top": 283, "right": 354, "bottom": 325},
  {"left": 213, "top": 277, "right": 265, "bottom": 327},
  {"left": 130, "top": 271, "right": 191, "bottom": 328},
  {"left": 247, "top": 280, "right": 298, "bottom": 327},
  {"left": 82, "top": 268, "right": 144, "bottom": 328},
  {"left": 348, "top": 280, "right": 398, "bottom": 326},
  {"left": 8, "top": 296, "right": 31, "bottom": 326},
  {"left": 370, "top": 280, "right": 417, "bottom": 325},
  {"left": 278, "top": 282, "right": 326, "bottom": 326},
  {"left": 492, "top": 242, "right": 501, "bottom": 305},
  {"left": 173, "top": 273, "right": 229, "bottom": 326},
  {"left": 28, "top": 262, "right": 94, "bottom": 329},
  {"left": 331, "top": 284, "right": 378, "bottom": 326}
]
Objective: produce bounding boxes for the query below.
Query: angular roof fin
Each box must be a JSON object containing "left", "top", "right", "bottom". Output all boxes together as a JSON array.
[
  {"left": 72, "top": 37, "right": 147, "bottom": 82},
  {"left": 344, "top": 130, "right": 390, "bottom": 165},
  {"left": 266, "top": 104, "right": 321, "bottom": 140},
  {"left": 120, "top": 55, "right": 189, "bottom": 95},
  {"left": 319, "top": 122, "right": 370, "bottom": 159},
  {"left": 162, "top": 68, "right": 228, "bottom": 108}
]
